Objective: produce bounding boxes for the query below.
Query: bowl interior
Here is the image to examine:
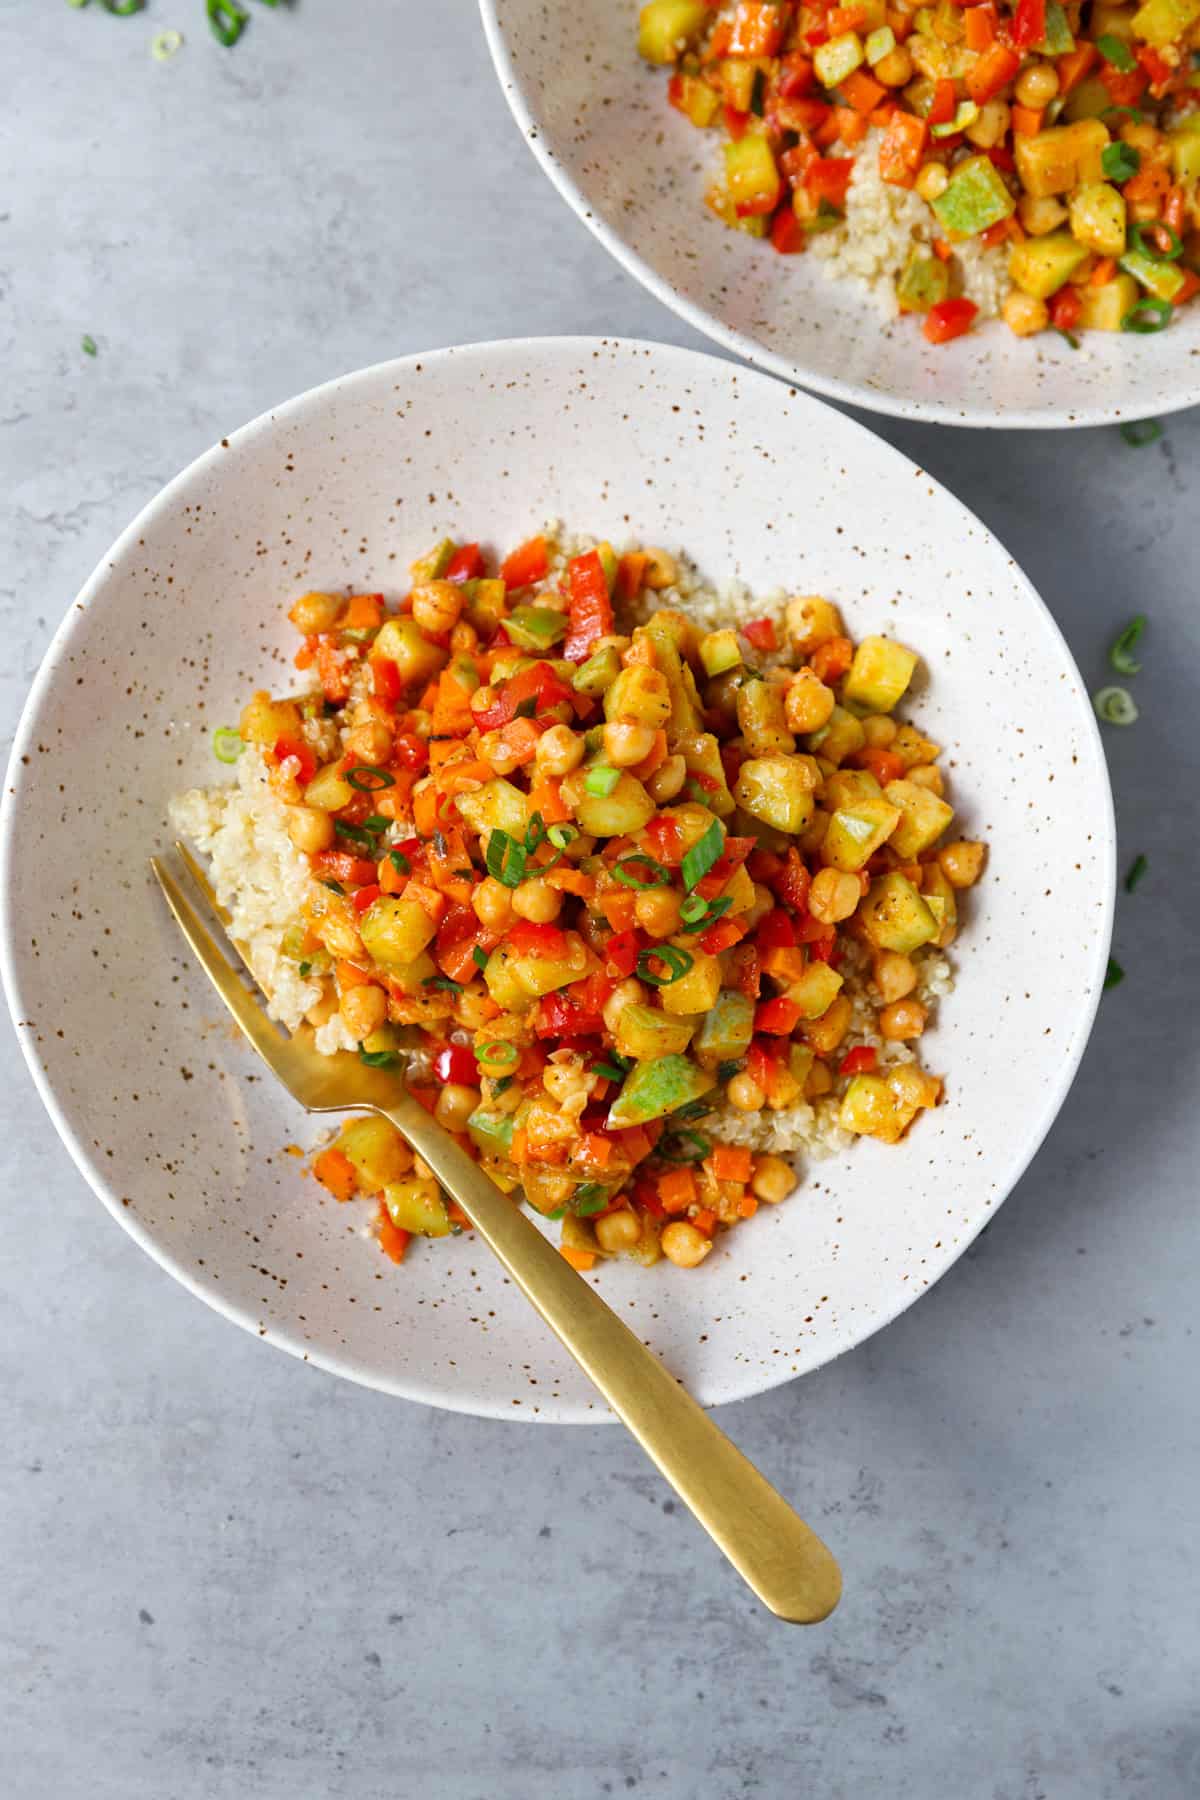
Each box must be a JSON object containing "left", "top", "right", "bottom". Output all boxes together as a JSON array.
[
  {"left": 482, "top": 0, "right": 1200, "bottom": 428},
  {"left": 1, "top": 338, "right": 1113, "bottom": 1420}
]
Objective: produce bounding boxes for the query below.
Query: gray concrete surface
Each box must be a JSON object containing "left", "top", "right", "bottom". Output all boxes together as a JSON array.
[{"left": 3, "top": 4, "right": 1198, "bottom": 1796}]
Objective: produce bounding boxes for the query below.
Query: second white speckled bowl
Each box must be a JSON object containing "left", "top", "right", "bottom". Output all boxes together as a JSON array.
[
  {"left": 0, "top": 338, "right": 1113, "bottom": 1420},
  {"left": 480, "top": 0, "right": 1200, "bottom": 428}
]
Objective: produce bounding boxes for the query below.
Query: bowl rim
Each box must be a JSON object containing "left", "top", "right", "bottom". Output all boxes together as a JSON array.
[
  {"left": 478, "top": 0, "right": 1200, "bottom": 432},
  {"left": 0, "top": 336, "right": 1116, "bottom": 1420}
]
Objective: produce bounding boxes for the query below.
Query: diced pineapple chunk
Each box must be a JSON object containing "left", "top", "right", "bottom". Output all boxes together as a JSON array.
[
  {"left": 699, "top": 629, "right": 742, "bottom": 677},
  {"left": 785, "top": 595, "right": 844, "bottom": 654},
  {"left": 860, "top": 872, "right": 939, "bottom": 953},
  {"left": 614, "top": 1004, "right": 698, "bottom": 1060},
  {"left": 921, "top": 861, "right": 958, "bottom": 948},
  {"left": 808, "top": 705, "right": 866, "bottom": 766},
  {"left": 1014, "top": 121, "right": 1109, "bottom": 199},
  {"left": 883, "top": 779, "right": 954, "bottom": 857},
  {"left": 384, "top": 1177, "right": 450, "bottom": 1237},
  {"left": 373, "top": 617, "right": 448, "bottom": 685},
  {"left": 573, "top": 772, "right": 656, "bottom": 838},
  {"left": 337, "top": 1117, "right": 412, "bottom": 1191},
  {"left": 822, "top": 796, "right": 902, "bottom": 871},
  {"left": 454, "top": 777, "right": 530, "bottom": 839},
  {"left": 838, "top": 1074, "right": 900, "bottom": 1140},
  {"left": 239, "top": 690, "right": 303, "bottom": 748},
  {"left": 785, "top": 963, "right": 845, "bottom": 1020},
  {"left": 1131, "top": 0, "right": 1200, "bottom": 44},
  {"left": 735, "top": 755, "right": 817, "bottom": 834},
  {"left": 1077, "top": 272, "right": 1138, "bottom": 332},
  {"left": 658, "top": 951, "right": 723, "bottom": 1015},
  {"left": 1068, "top": 183, "right": 1126, "bottom": 259},
  {"left": 737, "top": 680, "right": 795, "bottom": 755},
  {"left": 843, "top": 635, "right": 918, "bottom": 714},
  {"left": 359, "top": 897, "right": 439, "bottom": 968},
  {"left": 510, "top": 933, "right": 591, "bottom": 998},
  {"left": 1009, "top": 231, "right": 1090, "bottom": 299},
  {"left": 604, "top": 665, "right": 672, "bottom": 728},
  {"left": 637, "top": 0, "right": 709, "bottom": 62}
]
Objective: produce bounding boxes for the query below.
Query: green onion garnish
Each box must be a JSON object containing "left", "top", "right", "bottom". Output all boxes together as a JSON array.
[
  {"left": 524, "top": 812, "right": 546, "bottom": 854},
  {"left": 749, "top": 67, "right": 766, "bottom": 115},
  {"left": 1119, "top": 420, "right": 1162, "bottom": 448},
  {"left": 479, "top": 1040, "right": 518, "bottom": 1065},
  {"left": 298, "top": 960, "right": 312, "bottom": 978},
  {"left": 212, "top": 726, "right": 244, "bottom": 763},
  {"left": 681, "top": 818, "right": 725, "bottom": 891},
  {"left": 103, "top": 0, "right": 145, "bottom": 11},
  {"left": 345, "top": 765, "right": 395, "bottom": 793},
  {"left": 673, "top": 1098, "right": 715, "bottom": 1122},
  {"left": 151, "top": 28, "right": 183, "bottom": 58},
  {"left": 572, "top": 1183, "right": 610, "bottom": 1216},
  {"left": 583, "top": 766, "right": 620, "bottom": 797},
  {"left": 1101, "top": 141, "right": 1140, "bottom": 183},
  {"left": 1056, "top": 329, "right": 1080, "bottom": 351},
  {"left": 1103, "top": 104, "right": 1145, "bottom": 125},
  {"left": 547, "top": 822, "right": 577, "bottom": 851},
  {"left": 1121, "top": 297, "right": 1173, "bottom": 334},
  {"left": 636, "top": 945, "right": 694, "bottom": 987},
  {"left": 424, "top": 975, "right": 463, "bottom": 994},
  {"left": 1124, "top": 853, "right": 1148, "bottom": 893},
  {"left": 358, "top": 1045, "right": 398, "bottom": 1068},
  {"left": 513, "top": 695, "right": 539, "bottom": 719},
  {"left": 485, "top": 829, "right": 526, "bottom": 888},
  {"left": 680, "top": 895, "right": 732, "bottom": 934},
  {"left": 1109, "top": 615, "right": 1146, "bottom": 675},
  {"left": 657, "top": 1127, "right": 710, "bottom": 1163},
  {"left": 387, "top": 849, "right": 411, "bottom": 877},
  {"left": 207, "top": 0, "right": 247, "bottom": 45},
  {"left": 472, "top": 946, "right": 489, "bottom": 970},
  {"left": 1129, "top": 221, "right": 1182, "bottom": 264},
  {"left": 1095, "top": 33, "right": 1135, "bottom": 70},
  {"left": 591, "top": 1053, "right": 631, "bottom": 1082},
  {"left": 717, "top": 1059, "right": 743, "bottom": 1083},
  {"left": 81, "top": 334, "right": 98, "bottom": 357},
  {"left": 612, "top": 854, "right": 671, "bottom": 889},
  {"left": 1104, "top": 956, "right": 1125, "bottom": 990},
  {"left": 335, "top": 822, "right": 379, "bottom": 851},
  {"left": 1093, "top": 685, "right": 1138, "bottom": 726}
]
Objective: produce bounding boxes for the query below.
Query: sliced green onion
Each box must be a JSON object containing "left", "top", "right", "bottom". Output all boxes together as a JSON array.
[
  {"left": 672, "top": 1097, "right": 715, "bottom": 1122},
  {"left": 103, "top": 0, "right": 145, "bottom": 11},
  {"left": 1101, "top": 141, "right": 1140, "bottom": 183},
  {"left": 1129, "top": 221, "right": 1182, "bottom": 264},
  {"left": 479, "top": 1039, "right": 518, "bottom": 1065},
  {"left": 1095, "top": 33, "right": 1135, "bottom": 70},
  {"left": 207, "top": 0, "right": 247, "bottom": 44},
  {"left": 346, "top": 765, "right": 395, "bottom": 793},
  {"left": 1093, "top": 685, "right": 1138, "bottom": 726},
  {"left": 1121, "top": 297, "right": 1173, "bottom": 334},
  {"left": 524, "top": 812, "right": 546, "bottom": 854},
  {"left": 583, "top": 765, "right": 620, "bottom": 797},
  {"left": 637, "top": 945, "right": 694, "bottom": 987},
  {"left": 1104, "top": 956, "right": 1125, "bottom": 990},
  {"left": 1124, "top": 853, "right": 1148, "bottom": 893},
  {"left": 472, "top": 946, "right": 489, "bottom": 971},
  {"left": 362, "top": 815, "right": 389, "bottom": 835},
  {"left": 1103, "top": 104, "right": 1145, "bottom": 125},
  {"left": 485, "top": 829, "right": 526, "bottom": 888},
  {"left": 613, "top": 854, "right": 671, "bottom": 889},
  {"left": 716, "top": 1058, "right": 744, "bottom": 1083},
  {"left": 319, "top": 878, "right": 345, "bottom": 895},
  {"left": 81, "top": 334, "right": 98, "bottom": 357},
  {"left": 298, "top": 960, "right": 312, "bottom": 978},
  {"left": 387, "top": 849, "right": 411, "bottom": 877},
  {"left": 680, "top": 895, "right": 732, "bottom": 934},
  {"left": 683, "top": 779, "right": 711, "bottom": 806},
  {"left": 335, "top": 821, "right": 379, "bottom": 851},
  {"left": 359, "top": 1045, "right": 398, "bottom": 1068},
  {"left": 1119, "top": 419, "right": 1162, "bottom": 448},
  {"left": 591, "top": 1053, "right": 631, "bottom": 1082},
  {"left": 424, "top": 975, "right": 463, "bottom": 994},
  {"left": 513, "top": 694, "right": 539, "bottom": 719},
  {"left": 547, "top": 822, "right": 577, "bottom": 851},
  {"left": 749, "top": 67, "right": 766, "bottom": 115},
  {"left": 572, "top": 1183, "right": 610, "bottom": 1216},
  {"left": 681, "top": 818, "right": 725, "bottom": 891},
  {"left": 657, "top": 1127, "right": 710, "bottom": 1163},
  {"left": 151, "top": 28, "right": 183, "bottom": 58},
  {"left": 1109, "top": 614, "right": 1146, "bottom": 675},
  {"left": 1056, "top": 329, "right": 1080, "bottom": 351},
  {"left": 212, "top": 726, "right": 244, "bottom": 763}
]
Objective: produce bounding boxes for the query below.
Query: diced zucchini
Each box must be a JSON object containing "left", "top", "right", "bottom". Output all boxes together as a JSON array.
[
  {"left": 823, "top": 768, "right": 882, "bottom": 810},
  {"left": 838, "top": 1075, "right": 901, "bottom": 1140},
  {"left": 381, "top": 951, "right": 436, "bottom": 997},
  {"left": 865, "top": 24, "right": 896, "bottom": 62},
  {"left": 466, "top": 1105, "right": 516, "bottom": 1157},
  {"left": 573, "top": 771, "right": 655, "bottom": 838},
  {"left": 921, "top": 861, "right": 958, "bottom": 947},
  {"left": 639, "top": 616, "right": 704, "bottom": 737},
  {"left": 1119, "top": 249, "right": 1187, "bottom": 303},
  {"left": 373, "top": 616, "right": 449, "bottom": 685},
  {"left": 615, "top": 1003, "right": 698, "bottom": 1060},
  {"left": 1009, "top": 230, "right": 1090, "bottom": 299},
  {"left": 734, "top": 754, "right": 816, "bottom": 834},
  {"left": 823, "top": 796, "right": 902, "bottom": 871},
  {"left": 931, "top": 155, "right": 1015, "bottom": 236},
  {"left": 1068, "top": 183, "right": 1127, "bottom": 258},
  {"left": 931, "top": 101, "right": 980, "bottom": 142},
  {"left": 410, "top": 539, "right": 454, "bottom": 583},
  {"left": 359, "top": 897, "right": 438, "bottom": 968},
  {"left": 896, "top": 250, "right": 951, "bottom": 314},
  {"left": 336, "top": 1117, "right": 411, "bottom": 1191},
  {"left": 882, "top": 778, "right": 954, "bottom": 857},
  {"left": 384, "top": 1177, "right": 450, "bottom": 1237},
  {"left": 1167, "top": 118, "right": 1200, "bottom": 184},
  {"left": 699, "top": 629, "right": 743, "bottom": 677},
  {"left": 692, "top": 990, "right": 755, "bottom": 1067},
  {"left": 890, "top": 723, "right": 941, "bottom": 768},
  {"left": 637, "top": 0, "right": 709, "bottom": 62},
  {"left": 860, "top": 872, "right": 939, "bottom": 953},
  {"left": 676, "top": 729, "right": 736, "bottom": 817},
  {"left": 1038, "top": 0, "right": 1075, "bottom": 51},
  {"left": 843, "top": 635, "right": 919, "bottom": 713},
  {"left": 807, "top": 705, "right": 866, "bottom": 766},
  {"left": 1077, "top": 272, "right": 1138, "bottom": 330},
  {"left": 658, "top": 951, "right": 723, "bottom": 1016},
  {"left": 786, "top": 963, "right": 845, "bottom": 1020},
  {"left": 572, "top": 645, "right": 622, "bottom": 696},
  {"left": 814, "top": 30, "right": 865, "bottom": 87},
  {"left": 1131, "top": 0, "right": 1200, "bottom": 43},
  {"left": 510, "top": 935, "right": 590, "bottom": 999},
  {"left": 606, "top": 1055, "right": 716, "bottom": 1128},
  {"left": 1062, "top": 76, "right": 1112, "bottom": 123},
  {"left": 463, "top": 577, "right": 507, "bottom": 637},
  {"left": 505, "top": 606, "right": 567, "bottom": 651},
  {"left": 482, "top": 945, "right": 535, "bottom": 1012}
]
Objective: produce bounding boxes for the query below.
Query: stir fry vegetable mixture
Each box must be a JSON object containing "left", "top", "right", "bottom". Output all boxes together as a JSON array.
[
  {"left": 638, "top": 0, "right": 1200, "bottom": 340},
  {"left": 233, "top": 533, "right": 983, "bottom": 1271}
]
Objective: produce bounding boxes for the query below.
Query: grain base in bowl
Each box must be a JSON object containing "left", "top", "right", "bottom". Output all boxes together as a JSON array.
[{"left": 171, "top": 526, "right": 986, "bottom": 1280}]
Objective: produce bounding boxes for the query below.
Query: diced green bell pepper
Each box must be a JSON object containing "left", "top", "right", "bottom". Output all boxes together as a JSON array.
[
  {"left": 505, "top": 606, "right": 568, "bottom": 651},
  {"left": 572, "top": 644, "right": 622, "bottom": 697},
  {"left": 1038, "top": 0, "right": 1075, "bottom": 52},
  {"left": 410, "top": 538, "right": 455, "bottom": 583}
]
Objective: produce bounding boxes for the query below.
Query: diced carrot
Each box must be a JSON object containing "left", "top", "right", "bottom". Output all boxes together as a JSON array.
[
  {"left": 576, "top": 1133, "right": 613, "bottom": 1169},
  {"left": 659, "top": 1167, "right": 698, "bottom": 1211},
  {"left": 344, "top": 593, "right": 384, "bottom": 631},
  {"left": 599, "top": 890, "right": 639, "bottom": 932},
  {"left": 617, "top": 552, "right": 648, "bottom": 601},
  {"left": 760, "top": 944, "right": 807, "bottom": 984},
  {"left": 379, "top": 855, "right": 408, "bottom": 895},
  {"left": 933, "top": 237, "right": 953, "bottom": 262},
  {"left": 335, "top": 958, "right": 372, "bottom": 990},
  {"left": 546, "top": 866, "right": 596, "bottom": 898},
  {"left": 1090, "top": 257, "right": 1117, "bottom": 287},
  {"left": 738, "top": 1195, "right": 759, "bottom": 1219},
  {"left": 712, "top": 1144, "right": 753, "bottom": 1183},
  {"left": 1123, "top": 164, "right": 1170, "bottom": 212},
  {"left": 1164, "top": 185, "right": 1186, "bottom": 237},
  {"left": 840, "top": 69, "right": 887, "bottom": 114},
  {"left": 294, "top": 641, "right": 315, "bottom": 671},
  {"left": 1012, "top": 103, "right": 1043, "bottom": 136},
  {"left": 1175, "top": 270, "right": 1200, "bottom": 305},
  {"left": 633, "top": 729, "right": 669, "bottom": 780},
  {"left": 313, "top": 1147, "right": 358, "bottom": 1203},
  {"left": 965, "top": 43, "right": 1020, "bottom": 104},
  {"left": 964, "top": 5, "right": 996, "bottom": 49},
  {"left": 316, "top": 641, "right": 349, "bottom": 704},
  {"left": 510, "top": 1129, "right": 529, "bottom": 1166},
  {"left": 835, "top": 106, "right": 871, "bottom": 146},
  {"left": 376, "top": 1205, "right": 410, "bottom": 1264},
  {"left": 440, "top": 759, "right": 494, "bottom": 795},
  {"left": 559, "top": 1245, "right": 596, "bottom": 1272},
  {"left": 496, "top": 714, "right": 542, "bottom": 767},
  {"left": 1055, "top": 42, "right": 1097, "bottom": 96},
  {"left": 446, "top": 1201, "right": 473, "bottom": 1230},
  {"left": 810, "top": 635, "right": 854, "bottom": 683},
  {"left": 405, "top": 880, "right": 447, "bottom": 924},
  {"left": 878, "top": 111, "right": 928, "bottom": 188},
  {"left": 692, "top": 1208, "right": 718, "bottom": 1237},
  {"left": 827, "top": 3, "right": 866, "bottom": 29}
]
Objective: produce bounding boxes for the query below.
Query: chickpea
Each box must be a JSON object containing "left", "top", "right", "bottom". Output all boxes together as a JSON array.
[
  {"left": 604, "top": 721, "right": 658, "bottom": 767},
  {"left": 286, "top": 803, "right": 335, "bottom": 855},
  {"left": 288, "top": 590, "right": 343, "bottom": 634},
  {"left": 751, "top": 1154, "right": 795, "bottom": 1205},
  {"left": 965, "top": 100, "right": 1011, "bottom": 150},
  {"left": 862, "top": 715, "right": 898, "bottom": 749},
  {"left": 1018, "top": 193, "right": 1068, "bottom": 236},
  {"left": 343, "top": 719, "right": 394, "bottom": 763},
  {"left": 879, "top": 998, "right": 927, "bottom": 1041},
  {"left": 875, "top": 44, "right": 914, "bottom": 85},
  {"left": 544, "top": 1055, "right": 590, "bottom": 1110},
  {"left": 647, "top": 754, "right": 687, "bottom": 803},
  {"left": 473, "top": 876, "right": 515, "bottom": 931},
  {"left": 595, "top": 1209, "right": 643, "bottom": 1254},
  {"left": 661, "top": 1221, "right": 713, "bottom": 1268},
  {"left": 785, "top": 669, "right": 836, "bottom": 735},
  {"left": 1002, "top": 290, "right": 1049, "bottom": 338},
  {"left": 603, "top": 978, "right": 646, "bottom": 1037},
  {"left": 413, "top": 1154, "right": 435, "bottom": 1181},
  {"left": 1015, "top": 61, "right": 1059, "bottom": 108},
  {"left": 339, "top": 982, "right": 388, "bottom": 1042},
  {"left": 727, "top": 1072, "right": 765, "bottom": 1113},
  {"left": 535, "top": 723, "right": 584, "bottom": 777},
  {"left": 455, "top": 989, "right": 497, "bottom": 1031},
  {"left": 411, "top": 579, "right": 463, "bottom": 636},
  {"left": 642, "top": 547, "right": 678, "bottom": 591},
  {"left": 873, "top": 951, "right": 917, "bottom": 1004},
  {"left": 470, "top": 684, "right": 498, "bottom": 716},
  {"left": 634, "top": 887, "right": 682, "bottom": 938},
  {"left": 804, "top": 1059, "right": 834, "bottom": 1098},
  {"left": 804, "top": 994, "right": 853, "bottom": 1056},
  {"left": 305, "top": 985, "right": 338, "bottom": 1028},
  {"left": 915, "top": 161, "right": 949, "bottom": 203},
  {"left": 906, "top": 763, "right": 945, "bottom": 796},
  {"left": 449, "top": 621, "right": 478, "bottom": 654},
  {"left": 435, "top": 1082, "right": 481, "bottom": 1132},
  {"left": 809, "top": 866, "right": 861, "bottom": 925},
  {"left": 937, "top": 839, "right": 986, "bottom": 888},
  {"left": 512, "top": 878, "right": 562, "bottom": 923}
]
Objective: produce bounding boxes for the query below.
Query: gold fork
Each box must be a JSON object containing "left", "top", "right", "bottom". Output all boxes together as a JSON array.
[{"left": 151, "top": 845, "right": 842, "bottom": 1625}]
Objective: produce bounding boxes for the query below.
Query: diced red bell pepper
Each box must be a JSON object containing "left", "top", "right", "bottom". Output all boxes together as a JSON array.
[
  {"left": 923, "top": 298, "right": 978, "bottom": 344},
  {"left": 1010, "top": 0, "right": 1045, "bottom": 51},
  {"left": 562, "top": 550, "right": 614, "bottom": 664},
  {"left": 370, "top": 656, "right": 403, "bottom": 707},
  {"left": 272, "top": 736, "right": 317, "bottom": 785},
  {"left": 534, "top": 991, "right": 605, "bottom": 1038},
  {"left": 728, "top": 0, "right": 786, "bottom": 55},
  {"left": 771, "top": 205, "right": 808, "bottom": 254},
  {"left": 1099, "top": 62, "right": 1149, "bottom": 107},
  {"left": 443, "top": 543, "right": 484, "bottom": 584},
  {"left": 391, "top": 730, "right": 429, "bottom": 771},
  {"left": 500, "top": 535, "right": 550, "bottom": 591},
  {"left": 506, "top": 919, "right": 568, "bottom": 959},
  {"left": 878, "top": 111, "right": 928, "bottom": 187},
  {"left": 1048, "top": 285, "right": 1082, "bottom": 332},
  {"left": 756, "top": 909, "right": 797, "bottom": 951},
  {"left": 605, "top": 928, "right": 644, "bottom": 979},
  {"left": 316, "top": 641, "right": 349, "bottom": 704},
  {"left": 645, "top": 814, "right": 684, "bottom": 865},
  {"left": 855, "top": 747, "right": 907, "bottom": 785},
  {"left": 473, "top": 660, "right": 573, "bottom": 733},
  {"left": 778, "top": 99, "right": 833, "bottom": 138},
  {"left": 965, "top": 43, "right": 1020, "bottom": 104},
  {"left": 807, "top": 157, "right": 854, "bottom": 210},
  {"left": 927, "top": 79, "right": 957, "bottom": 127},
  {"left": 1055, "top": 42, "right": 1097, "bottom": 96},
  {"left": 985, "top": 143, "right": 1016, "bottom": 172},
  {"left": 435, "top": 905, "right": 498, "bottom": 984},
  {"left": 774, "top": 848, "right": 811, "bottom": 917},
  {"left": 1136, "top": 45, "right": 1172, "bottom": 93},
  {"left": 313, "top": 849, "right": 380, "bottom": 888},
  {"left": 777, "top": 52, "right": 815, "bottom": 98},
  {"left": 434, "top": 1042, "right": 481, "bottom": 1085},
  {"left": 808, "top": 932, "right": 838, "bottom": 964},
  {"left": 742, "top": 616, "right": 778, "bottom": 651},
  {"left": 351, "top": 883, "right": 382, "bottom": 914},
  {"left": 701, "top": 918, "right": 748, "bottom": 955},
  {"left": 727, "top": 943, "right": 762, "bottom": 998},
  {"left": 724, "top": 104, "right": 750, "bottom": 140},
  {"left": 747, "top": 1040, "right": 783, "bottom": 1098},
  {"left": 839, "top": 1045, "right": 878, "bottom": 1076},
  {"left": 756, "top": 996, "right": 802, "bottom": 1035}
]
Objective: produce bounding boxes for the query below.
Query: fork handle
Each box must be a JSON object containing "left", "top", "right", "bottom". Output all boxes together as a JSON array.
[{"left": 379, "top": 1091, "right": 841, "bottom": 1624}]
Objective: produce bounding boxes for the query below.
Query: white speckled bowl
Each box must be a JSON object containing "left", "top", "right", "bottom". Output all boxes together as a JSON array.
[
  {"left": 480, "top": 1, "right": 1200, "bottom": 428},
  {"left": 1, "top": 339, "right": 1113, "bottom": 1420}
]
